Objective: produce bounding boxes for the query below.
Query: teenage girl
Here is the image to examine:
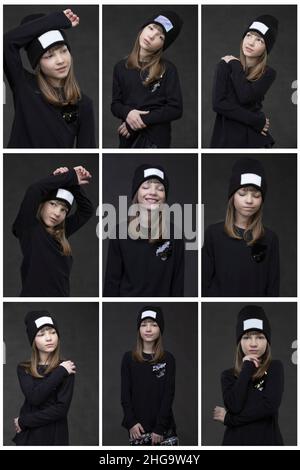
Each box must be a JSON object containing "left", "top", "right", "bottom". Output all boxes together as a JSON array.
[
  {"left": 104, "top": 164, "right": 185, "bottom": 296},
  {"left": 210, "top": 15, "right": 278, "bottom": 148},
  {"left": 202, "top": 158, "right": 280, "bottom": 296},
  {"left": 13, "top": 310, "right": 76, "bottom": 446},
  {"left": 4, "top": 9, "right": 96, "bottom": 148},
  {"left": 121, "top": 306, "right": 177, "bottom": 445},
  {"left": 13, "top": 165, "right": 93, "bottom": 296},
  {"left": 213, "top": 305, "right": 284, "bottom": 445},
  {"left": 111, "top": 10, "right": 183, "bottom": 148}
]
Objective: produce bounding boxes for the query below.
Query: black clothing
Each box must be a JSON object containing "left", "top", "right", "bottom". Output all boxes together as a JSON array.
[
  {"left": 13, "top": 364, "right": 74, "bottom": 446},
  {"left": 222, "top": 360, "right": 284, "bottom": 446},
  {"left": 104, "top": 224, "right": 185, "bottom": 297},
  {"left": 210, "top": 60, "right": 276, "bottom": 148},
  {"left": 4, "top": 11, "right": 96, "bottom": 148},
  {"left": 111, "top": 59, "right": 182, "bottom": 148},
  {"left": 121, "top": 351, "right": 176, "bottom": 436},
  {"left": 202, "top": 222, "right": 280, "bottom": 297},
  {"left": 12, "top": 169, "right": 93, "bottom": 297}
]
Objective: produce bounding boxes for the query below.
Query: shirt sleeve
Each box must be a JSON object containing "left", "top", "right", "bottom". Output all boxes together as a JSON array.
[
  {"left": 111, "top": 62, "right": 134, "bottom": 120},
  {"left": 65, "top": 186, "right": 94, "bottom": 237},
  {"left": 221, "top": 361, "right": 255, "bottom": 414},
  {"left": 229, "top": 60, "right": 276, "bottom": 105},
  {"left": 103, "top": 237, "right": 123, "bottom": 296},
  {"left": 121, "top": 353, "right": 138, "bottom": 430},
  {"left": 153, "top": 354, "right": 176, "bottom": 435},
  {"left": 76, "top": 96, "right": 97, "bottom": 148},
  {"left": 266, "top": 232, "right": 280, "bottom": 296},
  {"left": 171, "top": 238, "right": 185, "bottom": 296},
  {"left": 224, "top": 361, "right": 284, "bottom": 427},
  {"left": 12, "top": 169, "right": 79, "bottom": 238},
  {"left": 4, "top": 11, "right": 72, "bottom": 89},
  {"left": 202, "top": 226, "right": 215, "bottom": 296},
  {"left": 212, "top": 61, "right": 266, "bottom": 132},
  {"left": 18, "top": 373, "right": 75, "bottom": 429}
]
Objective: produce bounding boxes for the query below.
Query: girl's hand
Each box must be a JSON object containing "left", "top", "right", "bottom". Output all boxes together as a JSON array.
[
  {"left": 129, "top": 423, "right": 145, "bottom": 440},
  {"left": 221, "top": 55, "right": 239, "bottom": 63},
  {"left": 261, "top": 118, "right": 270, "bottom": 136},
  {"left": 126, "top": 110, "right": 149, "bottom": 131},
  {"left": 243, "top": 354, "right": 260, "bottom": 368},
  {"left": 63, "top": 9, "right": 80, "bottom": 27},
  {"left": 53, "top": 167, "right": 69, "bottom": 175},
  {"left": 14, "top": 417, "right": 22, "bottom": 433},
  {"left": 118, "top": 122, "right": 131, "bottom": 138},
  {"left": 151, "top": 432, "right": 163, "bottom": 445},
  {"left": 213, "top": 406, "right": 226, "bottom": 423},
  {"left": 73, "top": 166, "right": 92, "bottom": 185},
  {"left": 60, "top": 360, "right": 76, "bottom": 375}
]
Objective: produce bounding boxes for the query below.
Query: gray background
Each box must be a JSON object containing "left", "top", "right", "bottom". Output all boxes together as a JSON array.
[
  {"left": 103, "top": 154, "right": 198, "bottom": 297},
  {"left": 3, "top": 302, "right": 99, "bottom": 446},
  {"left": 202, "top": 5, "right": 297, "bottom": 148},
  {"left": 4, "top": 154, "right": 99, "bottom": 297},
  {"left": 102, "top": 5, "right": 198, "bottom": 148},
  {"left": 202, "top": 302, "right": 297, "bottom": 446},
  {"left": 3, "top": 4, "right": 99, "bottom": 147},
  {"left": 102, "top": 302, "right": 198, "bottom": 446},
  {"left": 202, "top": 154, "right": 297, "bottom": 297}
]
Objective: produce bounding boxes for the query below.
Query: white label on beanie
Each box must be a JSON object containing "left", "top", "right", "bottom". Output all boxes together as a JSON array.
[
  {"left": 249, "top": 21, "right": 269, "bottom": 36},
  {"left": 243, "top": 318, "right": 263, "bottom": 331},
  {"left": 35, "top": 316, "right": 54, "bottom": 329},
  {"left": 144, "top": 168, "right": 164, "bottom": 180},
  {"left": 38, "top": 30, "right": 64, "bottom": 49},
  {"left": 241, "top": 173, "right": 262, "bottom": 187},
  {"left": 141, "top": 310, "right": 157, "bottom": 320},
  {"left": 154, "top": 15, "right": 173, "bottom": 32},
  {"left": 56, "top": 189, "right": 74, "bottom": 206}
]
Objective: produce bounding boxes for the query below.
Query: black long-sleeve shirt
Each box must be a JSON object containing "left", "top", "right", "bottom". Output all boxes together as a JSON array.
[
  {"left": 104, "top": 224, "right": 185, "bottom": 297},
  {"left": 210, "top": 60, "right": 276, "bottom": 148},
  {"left": 4, "top": 11, "right": 96, "bottom": 148},
  {"left": 221, "top": 360, "right": 284, "bottom": 445},
  {"left": 13, "top": 364, "right": 74, "bottom": 446},
  {"left": 12, "top": 169, "right": 93, "bottom": 297},
  {"left": 121, "top": 351, "right": 176, "bottom": 435},
  {"left": 111, "top": 59, "right": 182, "bottom": 148},
  {"left": 202, "top": 222, "right": 280, "bottom": 297}
]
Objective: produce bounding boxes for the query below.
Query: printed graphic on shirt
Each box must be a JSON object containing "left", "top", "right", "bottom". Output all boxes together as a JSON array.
[
  {"left": 253, "top": 372, "right": 267, "bottom": 391},
  {"left": 156, "top": 241, "right": 172, "bottom": 261},
  {"left": 152, "top": 362, "right": 166, "bottom": 378},
  {"left": 251, "top": 243, "right": 267, "bottom": 263}
]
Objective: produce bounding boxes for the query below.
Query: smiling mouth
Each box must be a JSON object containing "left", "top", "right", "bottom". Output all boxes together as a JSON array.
[{"left": 56, "top": 66, "right": 67, "bottom": 72}]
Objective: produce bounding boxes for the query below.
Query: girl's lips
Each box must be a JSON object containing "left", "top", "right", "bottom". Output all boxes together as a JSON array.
[
  {"left": 245, "top": 47, "right": 254, "bottom": 52},
  {"left": 144, "top": 39, "right": 151, "bottom": 47}
]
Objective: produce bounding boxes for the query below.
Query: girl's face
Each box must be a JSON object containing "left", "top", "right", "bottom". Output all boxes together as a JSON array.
[
  {"left": 139, "top": 24, "right": 165, "bottom": 54},
  {"left": 242, "top": 32, "right": 266, "bottom": 58},
  {"left": 39, "top": 45, "right": 71, "bottom": 85},
  {"left": 137, "top": 179, "right": 166, "bottom": 209},
  {"left": 241, "top": 331, "right": 267, "bottom": 358},
  {"left": 40, "top": 200, "right": 68, "bottom": 228},
  {"left": 139, "top": 319, "right": 160, "bottom": 343},
  {"left": 35, "top": 327, "right": 58, "bottom": 354},
  {"left": 233, "top": 186, "right": 262, "bottom": 219}
]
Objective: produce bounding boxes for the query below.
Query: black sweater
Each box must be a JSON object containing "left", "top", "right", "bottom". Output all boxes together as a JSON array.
[
  {"left": 12, "top": 170, "right": 93, "bottom": 297},
  {"left": 111, "top": 59, "right": 182, "bottom": 148},
  {"left": 121, "top": 351, "right": 176, "bottom": 435},
  {"left": 210, "top": 60, "right": 276, "bottom": 148},
  {"left": 221, "top": 360, "right": 284, "bottom": 446},
  {"left": 104, "top": 224, "right": 185, "bottom": 297},
  {"left": 4, "top": 12, "right": 96, "bottom": 148},
  {"left": 202, "top": 222, "right": 280, "bottom": 297},
  {"left": 13, "top": 364, "right": 74, "bottom": 446}
]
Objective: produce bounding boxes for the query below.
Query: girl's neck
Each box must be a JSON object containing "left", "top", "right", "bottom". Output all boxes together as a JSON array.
[
  {"left": 38, "top": 351, "right": 50, "bottom": 365},
  {"left": 47, "top": 76, "right": 64, "bottom": 88},
  {"left": 245, "top": 56, "right": 259, "bottom": 69},
  {"left": 143, "top": 342, "right": 155, "bottom": 354},
  {"left": 234, "top": 214, "right": 250, "bottom": 230},
  {"left": 139, "top": 47, "right": 151, "bottom": 62}
]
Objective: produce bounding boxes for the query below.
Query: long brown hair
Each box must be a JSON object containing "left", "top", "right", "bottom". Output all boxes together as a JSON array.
[
  {"left": 132, "top": 328, "right": 165, "bottom": 364},
  {"left": 239, "top": 32, "right": 268, "bottom": 81},
  {"left": 36, "top": 45, "right": 81, "bottom": 106},
  {"left": 126, "top": 26, "right": 166, "bottom": 86},
  {"left": 224, "top": 194, "right": 264, "bottom": 246},
  {"left": 20, "top": 327, "right": 62, "bottom": 378},
  {"left": 37, "top": 202, "right": 72, "bottom": 256},
  {"left": 234, "top": 340, "right": 272, "bottom": 381}
]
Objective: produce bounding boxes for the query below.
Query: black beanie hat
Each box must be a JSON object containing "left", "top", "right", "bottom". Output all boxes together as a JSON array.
[
  {"left": 228, "top": 158, "right": 267, "bottom": 201},
  {"left": 137, "top": 306, "right": 164, "bottom": 334},
  {"left": 142, "top": 10, "right": 183, "bottom": 50},
  {"left": 25, "top": 310, "right": 60, "bottom": 345},
  {"left": 131, "top": 164, "right": 169, "bottom": 200},
  {"left": 43, "top": 187, "right": 74, "bottom": 212},
  {"left": 20, "top": 13, "right": 70, "bottom": 69},
  {"left": 236, "top": 305, "right": 271, "bottom": 344},
  {"left": 243, "top": 14, "right": 278, "bottom": 53}
]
